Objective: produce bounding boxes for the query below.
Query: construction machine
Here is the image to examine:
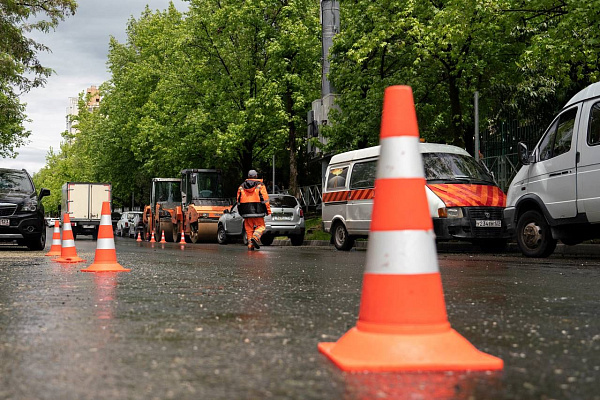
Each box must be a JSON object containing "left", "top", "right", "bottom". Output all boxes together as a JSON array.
[
  {"left": 142, "top": 178, "right": 181, "bottom": 242},
  {"left": 177, "top": 169, "right": 231, "bottom": 243}
]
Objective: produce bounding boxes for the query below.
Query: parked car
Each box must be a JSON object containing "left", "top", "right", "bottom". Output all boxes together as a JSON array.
[
  {"left": 217, "top": 194, "right": 305, "bottom": 246},
  {"left": 45, "top": 217, "right": 60, "bottom": 227},
  {"left": 0, "top": 168, "right": 50, "bottom": 250},
  {"left": 115, "top": 211, "right": 143, "bottom": 238}
]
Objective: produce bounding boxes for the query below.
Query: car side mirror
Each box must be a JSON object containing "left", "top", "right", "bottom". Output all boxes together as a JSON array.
[
  {"left": 518, "top": 142, "right": 531, "bottom": 165},
  {"left": 39, "top": 188, "right": 50, "bottom": 199}
]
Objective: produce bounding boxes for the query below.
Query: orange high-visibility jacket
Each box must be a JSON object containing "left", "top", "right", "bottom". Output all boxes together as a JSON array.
[{"left": 237, "top": 179, "right": 271, "bottom": 218}]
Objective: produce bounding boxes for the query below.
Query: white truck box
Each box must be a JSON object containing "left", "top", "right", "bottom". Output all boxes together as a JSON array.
[{"left": 61, "top": 182, "right": 111, "bottom": 239}]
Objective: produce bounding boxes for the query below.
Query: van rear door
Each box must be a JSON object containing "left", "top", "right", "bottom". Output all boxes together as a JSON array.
[
  {"left": 527, "top": 107, "right": 579, "bottom": 219},
  {"left": 346, "top": 160, "right": 376, "bottom": 234},
  {"left": 322, "top": 164, "right": 350, "bottom": 232},
  {"left": 576, "top": 100, "right": 600, "bottom": 222}
]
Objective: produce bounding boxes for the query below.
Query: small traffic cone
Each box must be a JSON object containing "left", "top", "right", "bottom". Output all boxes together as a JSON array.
[
  {"left": 179, "top": 227, "right": 186, "bottom": 244},
  {"left": 54, "top": 214, "right": 86, "bottom": 263},
  {"left": 159, "top": 230, "right": 167, "bottom": 243},
  {"left": 82, "top": 201, "right": 130, "bottom": 273},
  {"left": 45, "top": 220, "right": 62, "bottom": 256},
  {"left": 136, "top": 232, "right": 142, "bottom": 242},
  {"left": 150, "top": 231, "right": 156, "bottom": 243},
  {"left": 318, "top": 86, "right": 503, "bottom": 372}
]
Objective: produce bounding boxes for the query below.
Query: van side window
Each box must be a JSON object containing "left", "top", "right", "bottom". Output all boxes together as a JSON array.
[
  {"left": 588, "top": 102, "right": 600, "bottom": 146},
  {"left": 538, "top": 107, "right": 577, "bottom": 161},
  {"left": 350, "top": 161, "right": 377, "bottom": 189},
  {"left": 326, "top": 166, "right": 349, "bottom": 190}
]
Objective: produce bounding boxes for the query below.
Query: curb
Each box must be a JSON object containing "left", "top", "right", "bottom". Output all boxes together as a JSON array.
[{"left": 272, "top": 239, "right": 600, "bottom": 257}]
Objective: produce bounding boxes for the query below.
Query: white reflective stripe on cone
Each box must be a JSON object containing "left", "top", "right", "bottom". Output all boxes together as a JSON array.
[
  {"left": 63, "top": 224, "right": 72, "bottom": 231},
  {"left": 376, "top": 136, "right": 424, "bottom": 180},
  {"left": 96, "top": 238, "right": 116, "bottom": 250},
  {"left": 365, "top": 230, "right": 439, "bottom": 275},
  {"left": 52, "top": 239, "right": 61, "bottom": 245},
  {"left": 100, "top": 214, "right": 112, "bottom": 225},
  {"left": 62, "top": 239, "right": 75, "bottom": 248}
]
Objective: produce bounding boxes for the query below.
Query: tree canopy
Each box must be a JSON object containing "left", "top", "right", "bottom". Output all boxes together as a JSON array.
[
  {"left": 31, "top": 0, "right": 600, "bottom": 213},
  {"left": 0, "top": 0, "right": 77, "bottom": 158}
]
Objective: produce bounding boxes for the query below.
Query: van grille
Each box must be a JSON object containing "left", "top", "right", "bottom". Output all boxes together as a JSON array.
[
  {"left": 466, "top": 207, "right": 504, "bottom": 239},
  {"left": 0, "top": 204, "right": 17, "bottom": 217}
]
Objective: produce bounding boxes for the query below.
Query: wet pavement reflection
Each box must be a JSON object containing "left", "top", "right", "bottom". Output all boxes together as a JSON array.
[{"left": 0, "top": 236, "right": 597, "bottom": 399}]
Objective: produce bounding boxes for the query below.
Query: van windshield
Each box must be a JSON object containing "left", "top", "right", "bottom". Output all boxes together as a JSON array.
[{"left": 423, "top": 153, "right": 495, "bottom": 185}]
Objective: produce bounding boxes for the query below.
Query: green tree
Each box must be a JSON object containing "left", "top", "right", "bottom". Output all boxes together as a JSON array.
[{"left": 0, "top": 0, "right": 77, "bottom": 157}]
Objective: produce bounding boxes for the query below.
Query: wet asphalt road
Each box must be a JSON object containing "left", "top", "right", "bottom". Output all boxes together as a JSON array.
[{"left": 0, "top": 231, "right": 598, "bottom": 400}]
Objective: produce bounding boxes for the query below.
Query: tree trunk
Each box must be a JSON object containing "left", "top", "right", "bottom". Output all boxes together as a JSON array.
[
  {"left": 285, "top": 86, "right": 299, "bottom": 197},
  {"left": 448, "top": 75, "right": 465, "bottom": 149}
]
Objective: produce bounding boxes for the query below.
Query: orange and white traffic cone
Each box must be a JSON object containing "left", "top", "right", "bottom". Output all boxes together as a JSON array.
[
  {"left": 159, "top": 230, "right": 167, "bottom": 243},
  {"left": 54, "top": 214, "right": 86, "bottom": 263},
  {"left": 45, "top": 220, "right": 62, "bottom": 256},
  {"left": 136, "top": 232, "right": 142, "bottom": 242},
  {"left": 150, "top": 231, "right": 156, "bottom": 243},
  {"left": 179, "top": 227, "right": 186, "bottom": 244},
  {"left": 82, "top": 202, "right": 130, "bottom": 273},
  {"left": 318, "top": 86, "right": 503, "bottom": 372}
]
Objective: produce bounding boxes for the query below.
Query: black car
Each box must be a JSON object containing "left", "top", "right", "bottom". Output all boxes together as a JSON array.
[{"left": 0, "top": 168, "right": 50, "bottom": 250}]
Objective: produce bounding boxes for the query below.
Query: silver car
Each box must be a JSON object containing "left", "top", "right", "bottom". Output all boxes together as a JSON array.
[{"left": 217, "top": 194, "right": 305, "bottom": 246}]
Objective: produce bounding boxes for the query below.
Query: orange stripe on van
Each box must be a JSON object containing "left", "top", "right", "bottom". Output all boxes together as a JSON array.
[
  {"left": 323, "top": 189, "right": 375, "bottom": 203},
  {"left": 427, "top": 184, "right": 506, "bottom": 207}
]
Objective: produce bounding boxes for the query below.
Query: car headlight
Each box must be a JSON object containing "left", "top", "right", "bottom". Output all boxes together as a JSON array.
[
  {"left": 438, "top": 207, "right": 463, "bottom": 218},
  {"left": 22, "top": 201, "right": 37, "bottom": 212}
]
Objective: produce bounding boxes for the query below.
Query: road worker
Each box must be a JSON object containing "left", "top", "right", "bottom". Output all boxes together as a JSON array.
[{"left": 237, "top": 170, "right": 271, "bottom": 251}]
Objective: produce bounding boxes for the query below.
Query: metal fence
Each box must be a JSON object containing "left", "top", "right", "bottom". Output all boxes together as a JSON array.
[
  {"left": 298, "top": 184, "right": 322, "bottom": 210},
  {"left": 480, "top": 119, "right": 545, "bottom": 191}
]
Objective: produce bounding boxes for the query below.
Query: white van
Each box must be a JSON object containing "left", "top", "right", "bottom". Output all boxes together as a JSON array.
[
  {"left": 504, "top": 82, "right": 600, "bottom": 257},
  {"left": 322, "top": 143, "right": 510, "bottom": 250}
]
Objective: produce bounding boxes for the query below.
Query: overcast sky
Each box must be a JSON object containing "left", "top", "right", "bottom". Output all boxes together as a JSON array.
[{"left": 1, "top": 0, "right": 188, "bottom": 174}]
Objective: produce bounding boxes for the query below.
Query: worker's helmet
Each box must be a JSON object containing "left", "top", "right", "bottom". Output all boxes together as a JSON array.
[{"left": 248, "top": 170, "right": 258, "bottom": 178}]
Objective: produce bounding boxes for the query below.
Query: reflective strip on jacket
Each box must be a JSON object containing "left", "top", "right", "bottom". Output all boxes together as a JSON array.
[{"left": 237, "top": 179, "right": 271, "bottom": 217}]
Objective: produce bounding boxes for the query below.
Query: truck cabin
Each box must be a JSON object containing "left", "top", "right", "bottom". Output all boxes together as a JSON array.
[
  {"left": 181, "top": 169, "right": 228, "bottom": 206},
  {"left": 151, "top": 179, "right": 181, "bottom": 210}
]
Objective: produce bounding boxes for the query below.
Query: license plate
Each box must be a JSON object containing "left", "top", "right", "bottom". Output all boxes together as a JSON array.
[
  {"left": 272, "top": 215, "right": 292, "bottom": 221},
  {"left": 83, "top": 225, "right": 95, "bottom": 229},
  {"left": 0, "top": 219, "right": 8, "bottom": 226},
  {"left": 476, "top": 220, "right": 501, "bottom": 228}
]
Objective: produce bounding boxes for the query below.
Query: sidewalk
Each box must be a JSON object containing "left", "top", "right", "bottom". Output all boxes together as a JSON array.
[{"left": 273, "top": 239, "right": 600, "bottom": 257}]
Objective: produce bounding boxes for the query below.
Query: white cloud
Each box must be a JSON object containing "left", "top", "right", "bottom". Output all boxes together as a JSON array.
[{"left": 1, "top": 0, "right": 188, "bottom": 174}]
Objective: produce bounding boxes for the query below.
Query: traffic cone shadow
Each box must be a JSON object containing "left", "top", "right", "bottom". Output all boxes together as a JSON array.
[
  {"left": 82, "top": 202, "right": 130, "bottom": 273},
  {"left": 54, "top": 214, "right": 86, "bottom": 263},
  {"left": 45, "top": 220, "right": 62, "bottom": 256},
  {"left": 318, "top": 86, "right": 503, "bottom": 372}
]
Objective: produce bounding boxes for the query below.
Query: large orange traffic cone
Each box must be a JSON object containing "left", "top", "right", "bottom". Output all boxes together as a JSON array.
[
  {"left": 54, "top": 214, "right": 86, "bottom": 263},
  {"left": 136, "top": 232, "right": 142, "bottom": 242},
  {"left": 45, "top": 220, "right": 62, "bottom": 256},
  {"left": 159, "top": 230, "right": 167, "bottom": 243},
  {"left": 150, "top": 231, "right": 156, "bottom": 243},
  {"left": 82, "top": 202, "right": 130, "bottom": 273},
  {"left": 318, "top": 86, "right": 503, "bottom": 372}
]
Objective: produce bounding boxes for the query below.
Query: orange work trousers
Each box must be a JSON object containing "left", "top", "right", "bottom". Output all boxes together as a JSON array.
[{"left": 244, "top": 217, "right": 266, "bottom": 245}]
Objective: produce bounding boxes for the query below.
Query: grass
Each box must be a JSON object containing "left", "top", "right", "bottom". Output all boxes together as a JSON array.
[{"left": 304, "top": 215, "right": 331, "bottom": 241}]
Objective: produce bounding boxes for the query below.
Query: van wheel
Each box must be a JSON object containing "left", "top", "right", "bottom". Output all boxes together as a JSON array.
[
  {"left": 332, "top": 222, "right": 354, "bottom": 251},
  {"left": 516, "top": 210, "right": 557, "bottom": 257}
]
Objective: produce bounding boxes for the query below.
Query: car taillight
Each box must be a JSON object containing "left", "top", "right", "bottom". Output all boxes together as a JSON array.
[
  {"left": 299, "top": 209, "right": 304, "bottom": 218},
  {"left": 125, "top": 222, "right": 129, "bottom": 228}
]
